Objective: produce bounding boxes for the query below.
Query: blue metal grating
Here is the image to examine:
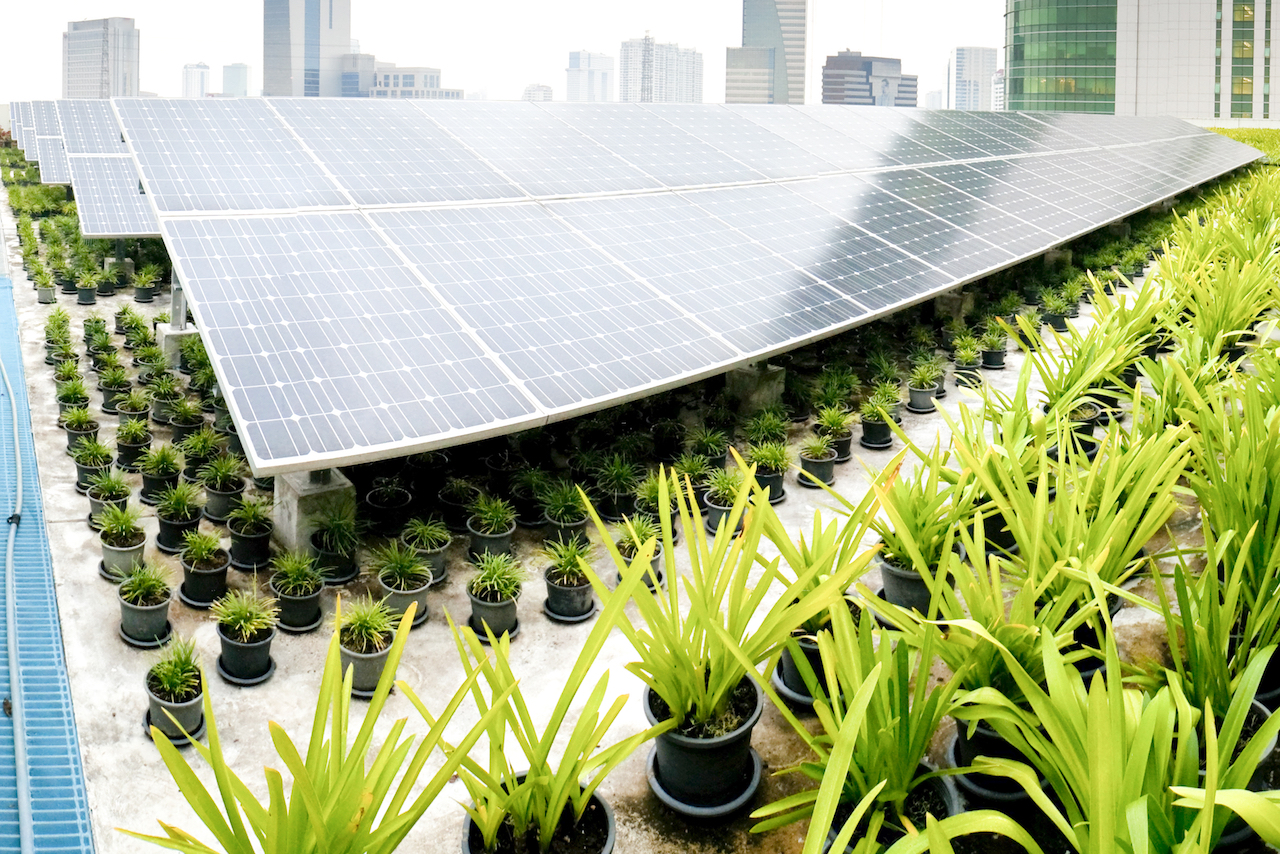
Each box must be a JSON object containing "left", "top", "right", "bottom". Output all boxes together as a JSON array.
[{"left": 0, "top": 275, "right": 95, "bottom": 853}]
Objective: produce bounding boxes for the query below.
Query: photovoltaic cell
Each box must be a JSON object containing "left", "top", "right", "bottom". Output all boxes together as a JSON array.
[
  {"left": 969, "top": 112, "right": 1092, "bottom": 152},
  {"left": 58, "top": 100, "right": 129, "bottom": 155},
  {"left": 29, "top": 101, "right": 61, "bottom": 135},
  {"left": 35, "top": 137, "right": 70, "bottom": 184},
  {"left": 371, "top": 204, "right": 737, "bottom": 411},
  {"left": 68, "top": 157, "right": 161, "bottom": 237},
  {"left": 270, "top": 99, "right": 523, "bottom": 206},
  {"left": 114, "top": 98, "right": 349, "bottom": 212},
  {"left": 726, "top": 104, "right": 897, "bottom": 171},
  {"left": 903, "top": 109, "right": 1030, "bottom": 158},
  {"left": 163, "top": 212, "right": 542, "bottom": 470},
  {"left": 794, "top": 105, "right": 954, "bottom": 166},
  {"left": 414, "top": 101, "right": 660, "bottom": 197}
]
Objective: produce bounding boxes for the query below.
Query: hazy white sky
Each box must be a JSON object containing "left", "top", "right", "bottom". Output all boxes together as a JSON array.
[{"left": 1, "top": 0, "right": 1006, "bottom": 104}]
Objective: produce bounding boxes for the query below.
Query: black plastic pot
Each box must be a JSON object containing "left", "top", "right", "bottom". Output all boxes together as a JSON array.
[
  {"left": 830, "top": 431, "right": 854, "bottom": 463},
  {"left": 229, "top": 522, "right": 272, "bottom": 572},
  {"left": 544, "top": 572, "right": 595, "bottom": 621},
  {"left": 269, "top": 577, "right": 323, "bottom": 633},
  {"left": 403, "top": 537, "right": 449, "bottom": 584},
  {"left": 466, "top": 516, "right": 516, "bottom": 560},
  {"left": 87, "top": 489, "right": 128, "bottom": 530},
  {"left": 99, "top": 384, "right": 127, "bottom": 415},
  {"left": 179, "top": 553, "right": 230, "bottom": 609},
  {"left": 953, "top": 719, "right": 1035, "bottom": 794},
  {"left": 981, "top": 349, "right": 1006, "bottom": 370},
  {"left": 703, "top": 495, "right": 743, "bottom": 536},
  {"left": 216, "top": 625, "right": 275, "bottom": 685},
  {"left": 439, "top": 486, "right": 481, "bottom": 534},
  {"left": 462, "top": 787, "right": 615, "bottom": 854},
  {"left": 825, "top": 774, "right": 960, "bottom": 853},
  {"left": 954, "top": 362, "right": 983, "bottom": 388},
  {"left": 876, "top": 554, "right": 949, "bottom": 615},
  {"left": 156, "top": 512, "right": 201, "bottom": 555},
  {"left": 860, "top": 419, "right": 893, "bottom": 451},
  {"left": 170, "top": 418, "right": 204, "bottom": 447},
  {"left": 66, "top": 424, "right": 98, "bottom": 455},
  {"left": 74, "top": 460, "right": 110, "bottom": 495},
  {"left": 798, "top": 451, "right": 836, "bottom": 488},
  {"left": 120, "top": 592, "right": 171, "bottom": 647},
  {"left": 76, "top": 287, "right": 96, "bottom": 305},
  {"left": 1044, "top": 313, "right": 1069, "bottom": 333},
  {"left": 134, "top": 283, "right": 156, "bottom": 303},
  {"left": 597, "top": 489, "right": 634, "bottom": 523},
  {"left": 204, "top": 481, "right": 245, "bottom": 524},
  {"left": 340, "top": 641, "right": 392, "bottom": 698},
  {"left": 375, "top": 576, "right": 430, "bottom": 628},
  {"left": 775, "top": 635, "right": 826, "bottom": 706},
  {"left": 140, "top": 471, "right": 179, "bottom": 505},
  {"left": 615, "top": 542, "right": 664, "bottom": 590},
  {"left": 544, "top": 514, "right": 588, "bottom": 546},
  {"left": 906, "top": 385, "right": 937, "bottom": 414},
  {"left": 116, "top": 404, "right": 149, "bottom": 426},
  {"left": 313, "top": 532, "right": 359, "bottom": 585},
  {"left": 101, "top": 533, "right": 146, "bottom": 578},
  {"left": 755, "top": 469, "right": 786, "bottom": 503},
  {"left": 468, "top": 590, "right": 518, "bottom": 638},
  {"left": 644, "top": 680, "right": 764, "bottom": 816},
  {"left": 365, "top": 487, "right": 413, "bottom": 537},
  {"left": 146, "top": 682, "right": 203, "bottom": 743}
]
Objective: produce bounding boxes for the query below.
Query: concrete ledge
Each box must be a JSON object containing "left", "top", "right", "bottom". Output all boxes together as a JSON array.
[
  {"left": 156, "top": 322, "right": 200, "bottom": 369},
  {"left": 274, "top": 468, "right": 355, "bottom": 553}
]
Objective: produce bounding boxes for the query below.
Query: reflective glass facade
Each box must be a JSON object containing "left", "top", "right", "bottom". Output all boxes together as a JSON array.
[{"left": 1005, "top": 0, "right": 1118, "bottom": 112}]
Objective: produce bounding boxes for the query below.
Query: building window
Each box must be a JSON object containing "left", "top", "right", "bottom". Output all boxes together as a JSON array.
[{"left": 402, "top": 74, "right": 414, "bottom": 88}]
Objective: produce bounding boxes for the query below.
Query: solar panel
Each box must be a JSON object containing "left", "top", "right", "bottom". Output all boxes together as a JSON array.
[
  {"left": 408, "top": 100, "right": 658, "bottom": 198},
  {"left": 104, "top": 99, "right": 1260, "bottom": 473},
  {"left": 58, "top": 100, "right": 129, "bottom": 154},
  {"left": 372, "top": 204, "right": 738, "bottom": 411},
  {"left": 68, "top": 157, "right": 160, "bottom": 238},
  {"left": 29, "top": 101, "right": 61, "bottom": 135},
  {"left": 15, "top": 102, "right": 36, "bottom": 161},
  {"left": 113, "top": 98, "right": 350, "bottom": 212},
  {"left": 35, "top": 137, "right": 70, "bottom": 184},
  {"left": 163, "top": 212, "right": 543, "bottom": 469}
]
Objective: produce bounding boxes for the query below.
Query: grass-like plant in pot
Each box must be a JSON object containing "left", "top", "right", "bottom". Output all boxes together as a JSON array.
[
  {"left": 115, "top": 387, "right": 151, "bottom": 424},
  {"left": 97, "top": 503, "right": 145, "bottom": 580},
  {"left": 542, "top": 536, "right": 597, "bottom": 621},
  {"left": 97, "top": 365, "right": 130, "bottom": 414},
  {"left": 62, "top": 405, "right": 99, "bottom": 453},
  {"left": 743, "top": 409, "right": 788, "bottom": 446},
  {"left": 416, "top": 593, "right": 672, "bottom": 854},
  {"left": 209, "top": 589, "right": 279, "bottom": 685},
  {"left": 541, "top": 478, "right": 589, "bottom": 545},
  {"left": 310, "top": 496, "right": 361, "bottom": 585},
  {"left": 587, "top": 466, "right": 873, "bottom": 817},
  {"left": 198, "top": 453, "right": 246, "bottom": 523},
  {"left": 70, "top": 436, "right": 112, "bottom": 494},
  {"left": 138, "top": 443, "right": 181, "bottom": 505},
  {"left": 979, "top": 325, "right": 1008, "bottom": 370},
  {"left": 797, "top": 433, "right": 837, "bottom": 489},
  {"left": 858, "top": 398, "right": 894, "bottom": 451},
  {"left": 86, "top": 469, "right": 130, "bottom": 530},
  {"left": 687, "top": 425, "right": 729, "bottom": 468},
  {"left": 55, "top": 376, "right": 89, "bottom": 416},
  {"left": 153, "top": 481, "right": 204, "bottom": 555},
  {"left": 122, "top": 599, "right": 506, "bottom": 852},
  {"left": 906, "top": 361, "right": 944, "bottom": 414},
  {"left": 115, "top": 561, "right": 172, "bottom": 648},
  {"left": 369, "top": 540, "right": 431, "bottom": 628},
  {"left": 226, "top": 494, "right": 273, "bottom": 572},
  {"left": 702, "top": 466, "right": 745, "bottom": 536},
  {"left": 593, "top": 453, "right": 642, "bottom": 522},
  {"left": 178, "top": 529, "right": 230, "bottom": 609},
  {"left": 166, "top": 396, "right": 205, "bottom": 445},
  {"left": 364, "top": 475, "right": 413, "bottom": 537},
  {"left": 671, "top": 452, "right": 713, "bottom": 501},
  {"left": 53, "top": 359, "right": 80, "bottom": 386},
  {"left": 147, "top": 371, "right": 183, "bottom": 423},
  {"left": 616, "top": 515, "right": 663, "bottom": 589},
  {"left": 438, "top": 476, "right": 482, "bottom": 533},
  {"left": 337, "top": 593, "right": 400, "bottom": 697},
  {"left": 467, "top": 493, "right": 517, "bottom": 559},
  {"left": 509, "top": 468, "right": 552, "bottom": 527},
  {"left": 745, "top": 440, "right": 792, "bottom": 504},
  {"left": 177, "top": 424, "right": 222, "bottom": 480},
  {"left": 467, "top": 552, "right": 526, "bottom": 639},
  {"left": 131, "top": 263, "right": 160, "bottom": 303},
  {"left": 401, "top": 516, "right": 451, "bottom": 583},
  {"left": 814, "top": 404, "right": 856, "bottom": 462},
  {"left": 143, "top": 636, "right": 204, "bottom": 743},
  {"left": 267, "top": 551, "right": 325, "bottom": 633},
  {"left": 751, "top": 605, "right": 1040, "bottom": 853}
]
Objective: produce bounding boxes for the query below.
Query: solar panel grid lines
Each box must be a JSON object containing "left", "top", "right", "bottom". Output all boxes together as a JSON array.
[
  {"left": 29, "top": 101, "right": 61, "bottom": 136},
  {"left": 725, "top": 105, "right": 897, "bottom": 173},
  {"left": 56, "top": 100, "right": 129, "bottom": 155},
  {"left": 67, "top": 156, "right": 159, "bottom": 238},
  {"left": 34, "top": 138, "right": 70, "bottom": 185}
]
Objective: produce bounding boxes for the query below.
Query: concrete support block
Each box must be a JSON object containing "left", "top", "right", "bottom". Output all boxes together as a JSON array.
[
  {"left": 1106, "top": 220, "right": 1131, "bottom": 239},
  {"left": 725, "top": 363, "right": 784, "bottom": 416},
  {"left": 934, "top": 292, "right": 973, "bottom": 324},
  {"left": 105, "top": 258, "right": 135, "bottom": 280},
  {"left": 1043, "top": 248, "right": 1073, "bottom": 268},
  {"left": 273, "top": 468, "right": 356, "bottom": 553},
  {"left": 156, "top": 323, "right": 200, "bottom": 371}
]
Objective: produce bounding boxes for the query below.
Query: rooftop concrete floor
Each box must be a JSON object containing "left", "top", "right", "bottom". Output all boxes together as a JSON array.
[{"left": 2, "top": 206, "right": 1186, "bottom": 854}]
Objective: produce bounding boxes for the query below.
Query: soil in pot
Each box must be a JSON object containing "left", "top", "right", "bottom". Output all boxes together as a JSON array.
[{"left": 463, "top": 789, "right": 614, "bottom": 854}]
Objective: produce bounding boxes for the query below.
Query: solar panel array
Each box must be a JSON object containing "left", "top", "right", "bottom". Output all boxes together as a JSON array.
[{"left": 102, "top": 101, "right": 1276, "bottom": 472}]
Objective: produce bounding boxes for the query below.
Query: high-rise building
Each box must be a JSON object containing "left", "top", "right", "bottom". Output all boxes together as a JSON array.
[
  {"left": 341, "top": 53, "right": 377, "bottom": 96},
  {"left": 183, "top": 63, "right": 211, "bottom": 98},
  {"left": 925, "top": 89, "right": 944, "bottom": 109},
  {"left": 619, "top": 37, "right": 703, "bottom": 102},
  {"left": 992, "top": 68, "right": 1006, "bottom": 111},
  {"left": 370, "top": 63, "right": 462, "bottom": 99},
  {"left": 566, "top": 51, "right": 614, "bottom": 102},
  {"left": 726, "top": 47, "right": 776, "bottom": 103},
  {"left": 523, "top": 83, "right": 554, "bottom": 101},
  {"left": 947, "top": 46, "right": 998, "bottom": 110},
  {"left": 62, "top": 18, "right": 140, "bottom": 99},
  {"left": 727, "top": 0, "right": 806, "bottom": 104},
  {"left": 821, "top": 50, "right": 917, "bottom": 106},
  {"left": 223, "top": 63, "right": 250, "bottom": 97},
  {"left": 263, "top": 0, "right": 352, "bottom": 97}
]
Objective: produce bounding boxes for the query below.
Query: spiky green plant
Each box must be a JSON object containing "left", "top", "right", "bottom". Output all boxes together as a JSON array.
[
  {"left": 210, "top": 590, "right": 279, "bottom": 643},
  {"left": 269, "top": 551, "right": 323, "bottom": 597},
  {"left": 468, "top": 552, "right": 526, "bottom": 602}
]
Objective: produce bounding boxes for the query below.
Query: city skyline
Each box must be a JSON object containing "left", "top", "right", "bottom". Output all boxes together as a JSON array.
[{"left": 3, "top": 0, "right": 1003, "bottom": 103}]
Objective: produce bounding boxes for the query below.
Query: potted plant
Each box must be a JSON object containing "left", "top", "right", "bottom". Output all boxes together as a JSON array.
[
  {"left": 178, "top": 529, "right": 230, "bottom": 609},
  {"left": 364, "top": 476, "right": 412, "bottom": 538},
  {"left": 588, "top": 472, "right": 868, "bottom": 818},
  {"left": 115, "top": 562, "right": 172, "bottom": 649},
  {"left": 76, "top": 270, "right": 100, "bottom": 305},
  {"left": 859, "top": 400, "right": 893, "bottom": 451},
  {"left": 797, "top": 434, "right": 837, "bottom": 489},
  {"left": 814, "top": 405, "right": 856, "bottom": 463},
  {"left": 115, "top": 388, "right": 151, "bottom": 425},
  {"left": 401, "top": 517, "right": 451, "bottom": 584},
  {"left": 132, "top": 264, "right": 160, "bottom": 303},
  {"left": 311, "top": 498, "right": 361, "bottom": 585},
  {"left": 953, "top": 339, "right": 983, "bottom": 388},
  {"left": 167, "top": 397, "right": 206, "bottom": 446},
  {"left": 337, "top": 594, "right": 400, "bottom": 699},
  {"left": 97, "top": 503, "right": 145, "bottom": 580},
  {"left": 542, "top": 536, "right": 596, "bottom": 622},
  {"left": 467, "top": 552, "right": 526, "bottom": 639},
  {"left": 148, "top": 372, "right": 183, "bottom": 424},
  {"left": 438, "top": 477, "right": 482, "bottom": 534},
  {"left": 593, "top": 454, "right": 641, "bottom": 522},
  {"left": 980, "top": 325, "right": 1008, "bottom": 370},
  {"left": 509, "top": 469, "right": 552, "bottom": 528},
  {"left": 154, "top": 481, "right": 205, "bottom": 555},
  {"left": 70, "top": 436, "right": 112, "bottom": 495},
  {"left": 541, "top": 479, "right": 589, "bottom": 546},
  {"left": 466, "top": 493, "right": 518, "bottom": 559},
  {"left": 703, "top": 467, "right": 745, "bottom": 535},
  {"left": 906, "top": 362, "right": 943, "bottom": 414},
  {"left": 198, "top": 453, "right": 246, "bottom": 523},
  {"left": 1041, "top": 291, "right": 1071, "bottom": 333},
  {"left": 745, "top": 440, "right": 791, "bottom": 504},
  {"left": 268, "top": 551, "right": 325, "bottom": 633},
  {"left": 55, "top": 377, "right": 89, "bottom": 419},
  {"left": 138, "top": 444, "right": 181, "bottom": 505},
  {"left": 86, "top": 470, "right": 131, "bottom": 530},
  {"left": 144, "top": 636, "right": 204, "bottom": 744},
  {"left": 177, "top": 425, "right": 222, "bottom": 482},
  {"left": 614, "top": 514, "right": 664, "bottom": 590},
  {"left": 110, "top": 418, "right": 149, "bottom": 475},
  {"left": 210, "top": 590, "right": 279, "bottom": 686},
  {"left": 744, "top": 409, "right": 789, "bottom": 446},
  {"left": 97, "top": 365, "right": 130, "bottom": 415},
  {"left": 62, "top": 406, "right": 99, "bottom": 456},
  {"left": 34, "top": 266, "right": 55, "bottom": 304},
  {"left": 227, "top": 494, "right": 273, "bottom": 572},
  {"left": 671, "top": 453, "right": 712, "bottom": 510},
  {"left": 368, "top": 540, "right": 431, "bottom": 628},
  {"left": 688, "top": 425, "right": 729, "bottom": 470}
]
